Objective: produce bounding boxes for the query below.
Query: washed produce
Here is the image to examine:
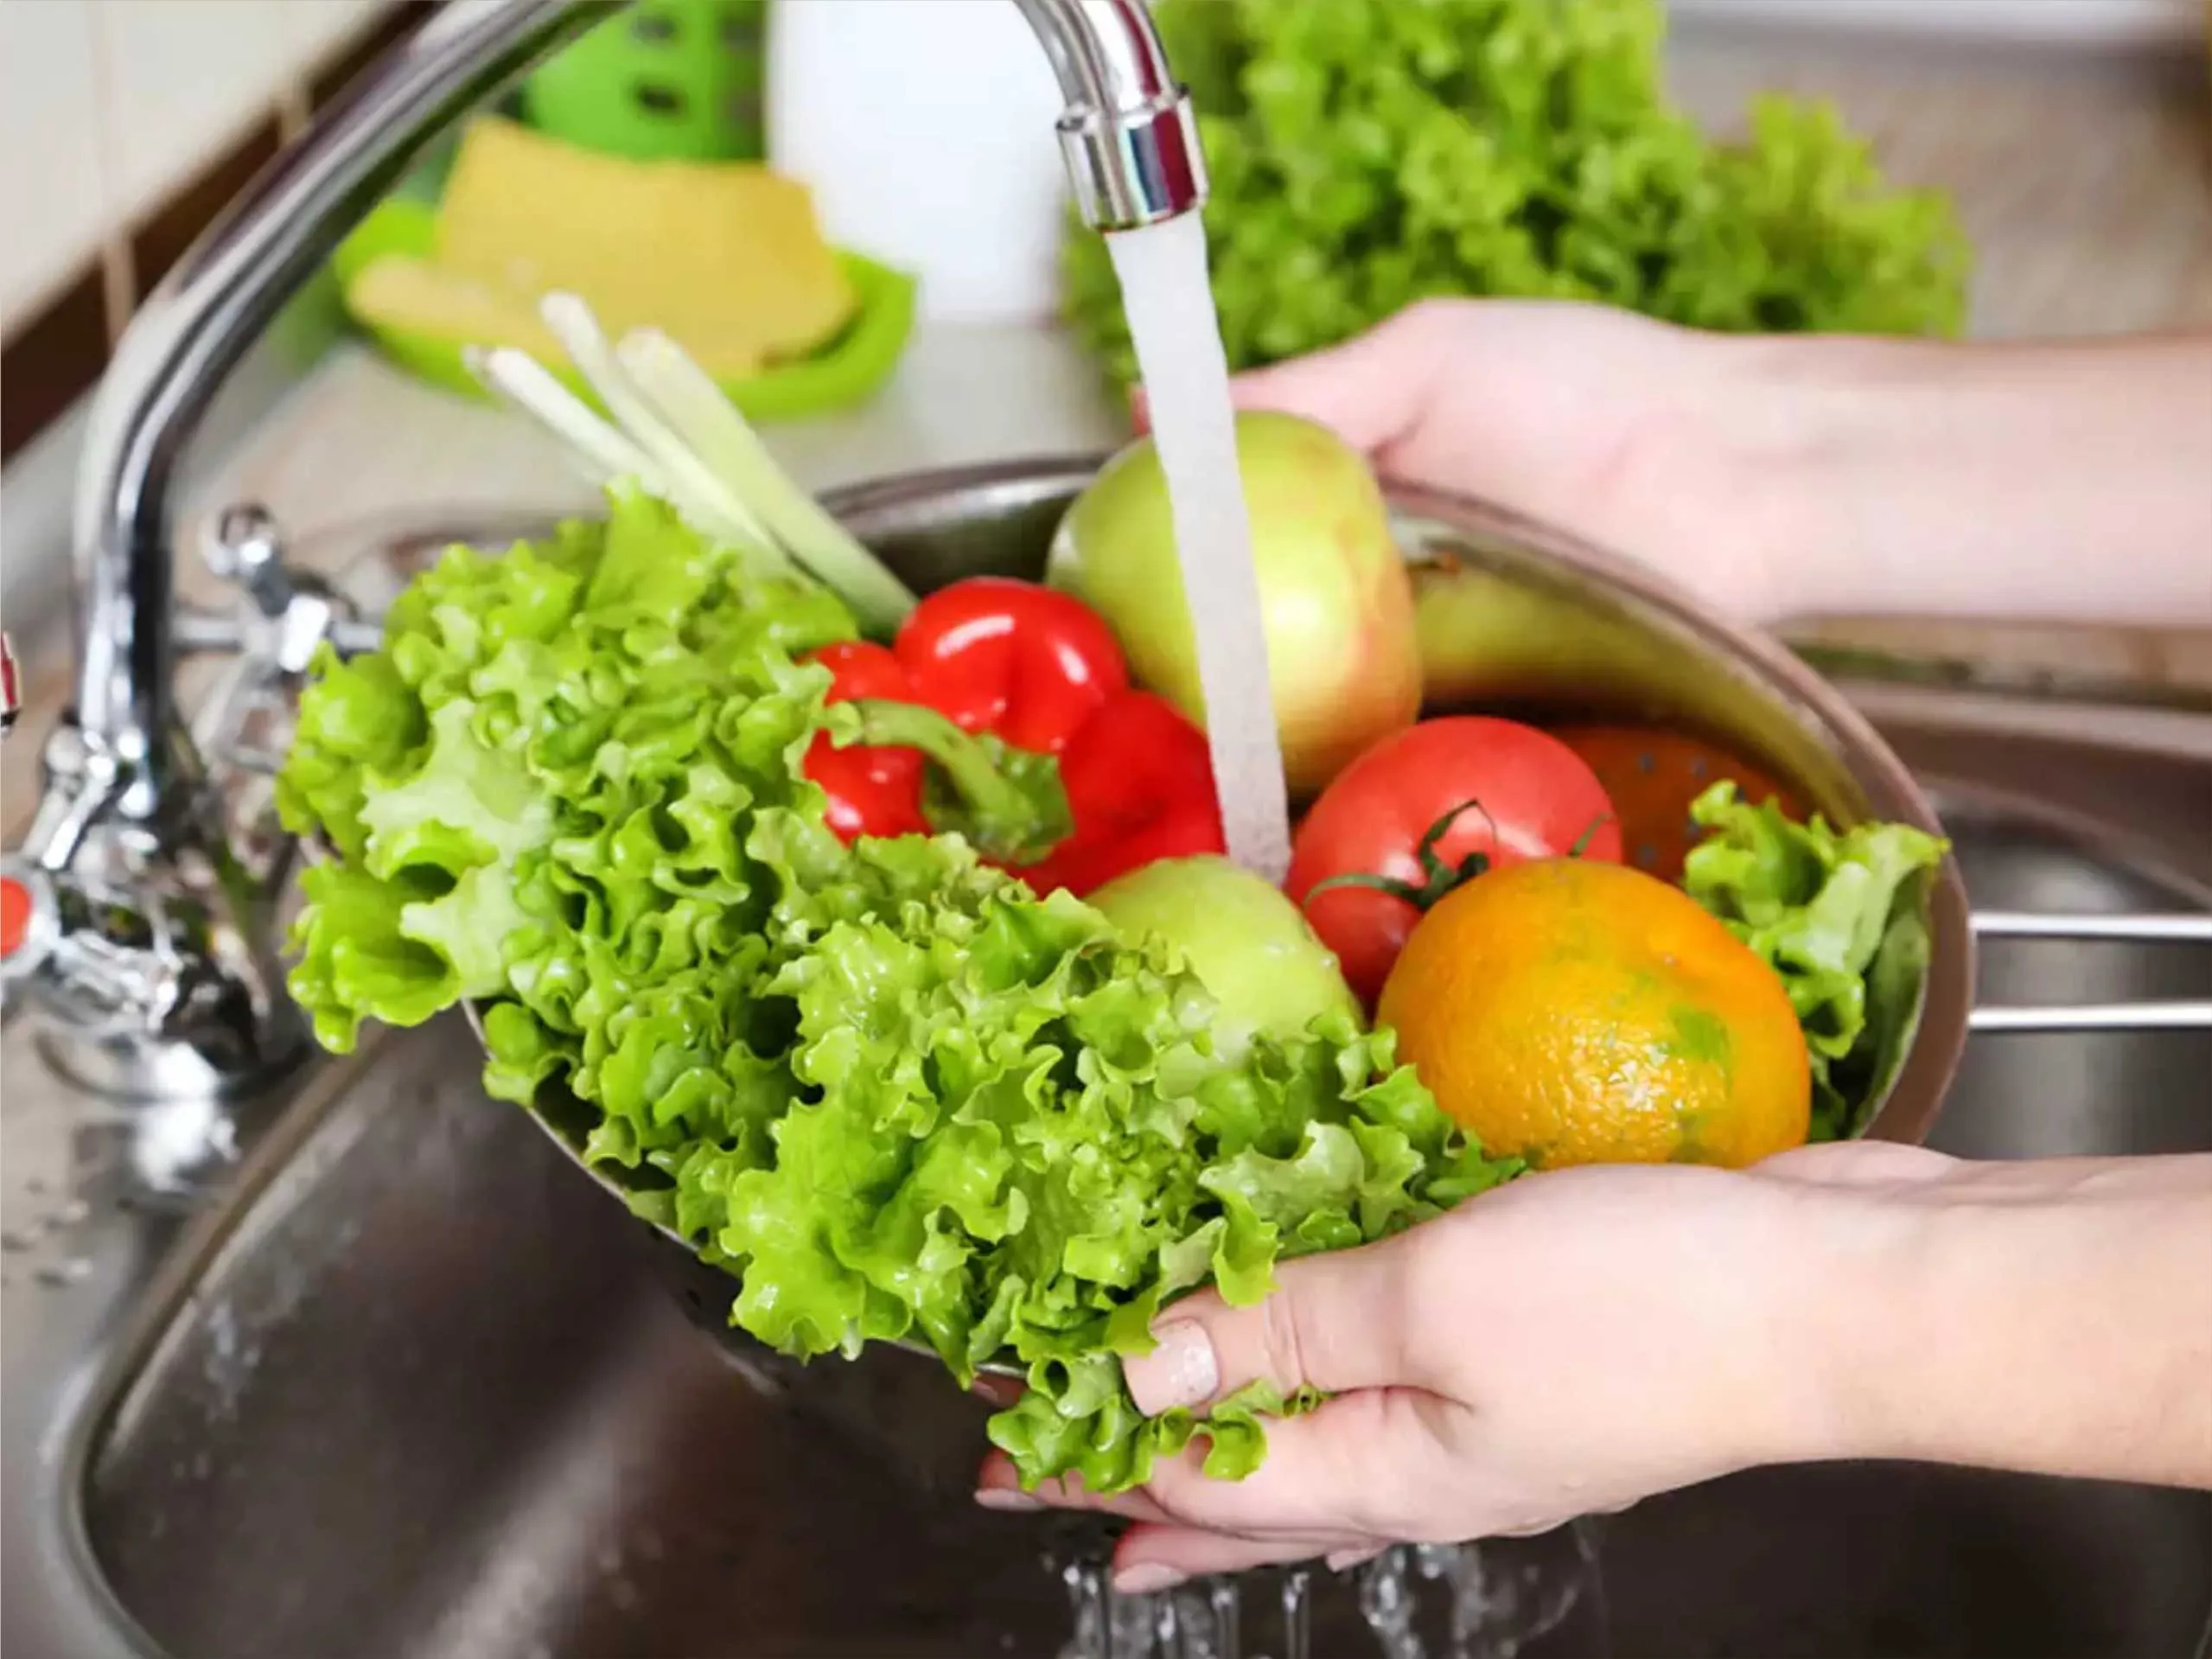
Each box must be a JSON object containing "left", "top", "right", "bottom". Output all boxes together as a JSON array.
[
  {"left": 274, "top": 297, "right": 1948, "bottom": 1495},
  {"left": 276, "top": 485, "right": 1518, "bottom": 1498},
  {"left": 803, "top": 577, "right": 1223, "bottom": 896},
  {"left": 1684, "top": 782, "right": 1947, "bottom": 1140},
  {"left": 1550, "top": 723, "right": 1807, "bottom": 883},
  {"left": 1063, "top": 0, "right": 1971, "bottom": 387},
  {"left": 1047, "top": 410, "right": 1421, "bottom": 797},
  {"left": 1088, "top": 855, "right": 1362, "bottom": 1051},
  {"left": 1379, "top": 858, "right": 1814, "bottom": 1169},
  {"left": 1285, "top": 717, "right": 1624, "bottom": 1007}
]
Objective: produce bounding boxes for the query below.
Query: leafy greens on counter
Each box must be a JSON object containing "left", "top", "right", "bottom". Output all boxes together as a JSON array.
[
  {"left": 1063, "top": 0, "right": 1971, "bottom": 387},
  {"left": 277, "top": 486, "right": 1518, "bottom": 1496}
]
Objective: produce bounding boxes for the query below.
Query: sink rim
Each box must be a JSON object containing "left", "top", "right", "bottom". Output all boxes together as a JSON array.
[{"left": 22, "top": 1024, "right": 404, "bottom": 1659}]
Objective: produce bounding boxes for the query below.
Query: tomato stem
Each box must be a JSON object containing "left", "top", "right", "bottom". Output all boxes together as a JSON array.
[
  {"left": 1568, "top": 814, "right": 1615, "bottom": 859},
  {"left": 1306, "top": 797, "right": 1496, "bottom": 913}
]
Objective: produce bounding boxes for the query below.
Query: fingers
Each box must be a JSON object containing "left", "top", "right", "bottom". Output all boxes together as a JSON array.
[
  {"left": 977, "top": 1387, "right": 1453, "bottom": 1542},
  {"left": 1133, "top": 1388, "right": 1447, "bottom": 1540},
  {"left": 1112, "top": 1522, "right": 1374, "bottom": 1591},
  {"left": 1222, "top": 303, "right": 1452, "bottom": 456},
  {"left": 974, "top": 1449, "right": 1176, "bottom": 1526},
  {"left": 1123, "top": 1228, "right": 1431, "bottom": 1415}
]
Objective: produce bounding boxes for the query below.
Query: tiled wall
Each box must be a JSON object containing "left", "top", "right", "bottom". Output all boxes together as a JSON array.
[{"left": 0, "top": 0, "right": 427, "bottom": 460}]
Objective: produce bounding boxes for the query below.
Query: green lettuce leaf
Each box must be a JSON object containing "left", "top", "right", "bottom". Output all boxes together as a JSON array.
[
  {"left": 277, "top": 483, "right": 1521, "bottom": 1496},
  {"left": 1061, "top": 0, "right": 1968, "bottom": 388},
  {"left": 1683, "top": 781, "right": 1948, "bottom": 1139}
]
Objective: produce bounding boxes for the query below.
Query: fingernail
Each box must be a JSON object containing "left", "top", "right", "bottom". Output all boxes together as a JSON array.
[
  {"left": 1327, "top": 1547, "right": 1383, "bottom": 1573},
  {"left": 973, "top": 1487, "right": 1044, "bottom": 1512},
  {"left": 1113, "top": 1562, "right": 1187, "bottom": 1596},
  {"left": 1123, "top": 1320, "right": 1219, "bottom": 1413}
]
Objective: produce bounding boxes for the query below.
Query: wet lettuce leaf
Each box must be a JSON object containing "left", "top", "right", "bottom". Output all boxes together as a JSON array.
[
  {"left": 1682, "top": 781, "right": 1948, "bottom": 1139},
  {"left": 277, "top": 483, "right": 1520, "bottom": 1495}
]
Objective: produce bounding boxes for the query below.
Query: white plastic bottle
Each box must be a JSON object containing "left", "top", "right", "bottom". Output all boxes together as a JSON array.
[{"left": 765, "top": 0, "right": 1072, "bottom": 326}]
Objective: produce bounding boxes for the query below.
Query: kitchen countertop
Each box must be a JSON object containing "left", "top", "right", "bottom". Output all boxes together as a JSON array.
[
  {"left": 1667, "top": 24, "right": 2212, "bottom": 689},
  {"left": 3, "top": 23, "right": 2209, "bottom": 796}
]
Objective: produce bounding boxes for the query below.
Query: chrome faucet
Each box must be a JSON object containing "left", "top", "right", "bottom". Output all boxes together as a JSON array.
[{"left": 0, "top": 0, "right": 1208, "bottom": 1104}]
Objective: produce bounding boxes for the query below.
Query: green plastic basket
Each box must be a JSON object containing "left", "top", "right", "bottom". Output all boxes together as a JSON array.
[
  {"left": 522, "top": 0, "right": 767, "bottom": 163},
  {"left": 332, "top": 195, "right": 917, "bottom": 424}
]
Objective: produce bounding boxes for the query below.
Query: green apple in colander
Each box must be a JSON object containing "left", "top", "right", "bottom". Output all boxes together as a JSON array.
[{"left": 1046, "top": 411, "right": 1423, "bottom": 801}]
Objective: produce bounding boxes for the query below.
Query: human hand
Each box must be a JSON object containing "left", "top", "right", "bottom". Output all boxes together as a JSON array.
[
  {"left": 975, "top": 1139, "right": 1959, "bottom": 1593},
  {"left": 1180, "top": 299, "right": 2212, "bottom": 633},
  {"left": 1172, "top": 298, "right": 1804, "bottom": 624}
]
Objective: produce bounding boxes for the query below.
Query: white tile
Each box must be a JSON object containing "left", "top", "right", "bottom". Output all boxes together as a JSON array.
[
  {"left": 277, "top": 0, "right": 386, "bottom": 71},
  {"left": 91, "top": 0, "right": 292, "bottom": 226},
  {"left": 0, "top": 0, "right": 111, "bottom": 330}
]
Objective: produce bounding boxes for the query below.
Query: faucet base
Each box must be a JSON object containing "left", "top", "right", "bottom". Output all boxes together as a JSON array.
[{"left": 30, "top": 1016, "right": 312, "bottom": 1110}]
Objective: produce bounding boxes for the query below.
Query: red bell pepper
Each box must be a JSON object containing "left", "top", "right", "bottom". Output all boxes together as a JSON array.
[
  {"left": 891, "top": 577, "right": 1128, "bottom": 753},
  {"left": 1016, "top": 689, "right": 1223, "bottom": 898},
  {"left": 801, "top": 577, "right": 1224, "bottom": 895}
]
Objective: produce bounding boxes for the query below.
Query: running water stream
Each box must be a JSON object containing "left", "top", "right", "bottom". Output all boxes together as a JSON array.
[
  {"left": 1067, "top": 211, "right": 1604, "bottom": 1659},
  {"left": 1051, "top": 1532, "right": 1607, "bottom": 1659},
  {"left": 1104, "top": 216, "right": 1294, "bottom": 882}
]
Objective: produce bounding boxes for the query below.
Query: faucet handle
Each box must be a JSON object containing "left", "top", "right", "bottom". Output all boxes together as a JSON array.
[
  {"left": 0, "top": 858, "right": 178, "bottom": 1041},
  {"left": 190, "top": 505, "right": 357, "bottom": 777},
  {"left": 201, "top": 503, "right": 295, "bottom": 622},
  {"left": 0, "top": 849, "right": 300, "bottom": 1096}
]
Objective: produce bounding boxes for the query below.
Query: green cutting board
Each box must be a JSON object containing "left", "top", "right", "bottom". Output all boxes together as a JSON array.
[{"left": 332, "top": 195, "right": 918, "bottom": 423}]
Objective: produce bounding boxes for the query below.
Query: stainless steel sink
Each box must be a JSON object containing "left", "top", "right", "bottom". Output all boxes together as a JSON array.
[{"left": 6, "top": 681, "right": 2204, "bottom": 1659}]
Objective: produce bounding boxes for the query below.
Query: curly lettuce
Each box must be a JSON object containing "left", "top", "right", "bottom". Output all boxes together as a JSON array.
[
  {"left": 1064, "top": 0, "right": 1970, "bottom": 386},
  {"left": 1683, "top": 781, "right": 1948, "bottom": 1140},
  {"left": 278, "top": 484, "right": 1518, "bottom": 1494}
]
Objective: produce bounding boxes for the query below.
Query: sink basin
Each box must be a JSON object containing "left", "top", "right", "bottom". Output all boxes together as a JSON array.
[
  {"left": 5, "top": 481, "right": 2206, "bottom": 1659},
  {"left": 41, "top": 723, "right": 2208, "bottom": 1659}
]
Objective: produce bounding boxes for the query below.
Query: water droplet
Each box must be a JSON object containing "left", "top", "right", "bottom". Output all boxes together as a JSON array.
[
  {"left": 1279, "top": 1566, "right": 1311, "bottom": 1659},
  {"left": 0, "top": 1228, "right": 37, "bottom": 1253},
  {"left": 53, "top": 1198, "right": 90, "bottom": 1226},
  {"left": 1357, "top": 1549, "right": 1424, "bottom": 1659},
  {"left": 34, "top": 1258, "right": 90, "bottom": 1287}
]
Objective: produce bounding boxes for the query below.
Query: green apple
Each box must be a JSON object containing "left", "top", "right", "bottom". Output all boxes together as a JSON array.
[
  {"left": 1047, "top": 410, "right": 1421, "bottom": 800},
  {"left": 1089, "top": 855, "right": 1361, "bottom": 1046}
]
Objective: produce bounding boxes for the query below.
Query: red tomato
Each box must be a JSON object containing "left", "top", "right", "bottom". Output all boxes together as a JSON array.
[{"left": 1285, "top": 717, "right": 1623, "bottom": 1008}]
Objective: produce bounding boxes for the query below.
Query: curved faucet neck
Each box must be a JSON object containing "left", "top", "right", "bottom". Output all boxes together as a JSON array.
[
  {"left": 1012, "top": 0, "right": 1207, "bottom": 230},
  {"left": 29, "top": 0, "right": 1208, "bottom": 1102},
  {"left": 64, "top": 0, "right": 1205, "bottom": 802}
]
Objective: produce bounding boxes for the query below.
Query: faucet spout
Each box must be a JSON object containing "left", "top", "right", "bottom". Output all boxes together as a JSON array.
[
  {"left": 30, "top": 0, "right": 1214, "bottom": 1101},
  {"left": 1011, "top": 0, "right": 1208, "bottom": 229}
]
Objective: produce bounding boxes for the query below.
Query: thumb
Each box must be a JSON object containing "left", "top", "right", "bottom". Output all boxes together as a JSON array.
[
  {"left": 1121, "top": 1229, "right": 1430, "bottom": 1416},
  {"left": 1128, "top": 305, "right": 1446, "bottom": 455},
  {"left": 1226, "top": 306, "right": 1448, "bottom": 456}
]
